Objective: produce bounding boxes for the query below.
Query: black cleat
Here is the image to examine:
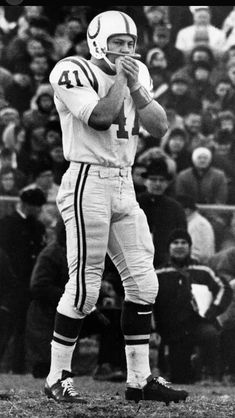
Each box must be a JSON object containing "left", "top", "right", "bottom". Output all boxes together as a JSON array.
[
  {"left": 125, "top": 375, "right": 189, "bottom": 405},
  {"left": 44, "top": 370, "right": 87, "bottom": 403}
]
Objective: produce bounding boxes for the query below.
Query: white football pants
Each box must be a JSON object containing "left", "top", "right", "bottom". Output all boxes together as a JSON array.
[{"left": 56, "top": 162, "right": 158, "bottom": 318}]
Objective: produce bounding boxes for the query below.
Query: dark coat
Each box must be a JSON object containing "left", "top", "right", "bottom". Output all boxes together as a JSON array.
[
  {"left": 0, "top": 248, "right": 19, "bottom": 312},
  {"left": 157, "top": 89, "right": 201, "bottom": 117},
  {"left": 0, "top": 210, "right": 46, "bottom": 290},
  {"left": 175, "top": 166, "right": 228, "bottom": 204},
  {"left": 138, "top": 193, "right": 187, "bottom": 267},
  {"left": 155, "top": 258, "right": 232, "bottom": 343}
]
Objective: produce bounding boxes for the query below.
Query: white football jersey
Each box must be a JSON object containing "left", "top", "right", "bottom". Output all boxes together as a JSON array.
[{"left": 49, "top": 56, "right": 152, "bottom": 168}]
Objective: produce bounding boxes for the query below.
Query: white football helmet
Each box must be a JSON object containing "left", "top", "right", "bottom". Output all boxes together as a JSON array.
[{"left": 87, "top": 10, "right": 137, "bottom": 69}]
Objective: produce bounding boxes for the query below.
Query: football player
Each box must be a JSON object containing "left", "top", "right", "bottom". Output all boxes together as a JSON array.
[{"left": 45, "top": 10, "right": 189, "bottom": 405}]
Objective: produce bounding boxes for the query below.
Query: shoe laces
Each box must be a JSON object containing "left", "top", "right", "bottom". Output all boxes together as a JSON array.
[
  {"left": 156, "top": 376, "right": 172, "bottom": 388},
  {"left": 61, "top": 377, "right": 78, "bottom": 397}
]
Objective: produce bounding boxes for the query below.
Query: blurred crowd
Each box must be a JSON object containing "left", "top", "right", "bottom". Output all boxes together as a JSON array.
[{"left": 1, "top": 5, "right": 235, "bottom": 384}]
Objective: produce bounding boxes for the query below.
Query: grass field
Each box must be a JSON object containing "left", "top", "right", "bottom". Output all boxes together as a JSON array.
[{"left": 1, "top": 373, "right": 235, "bottom": 418}]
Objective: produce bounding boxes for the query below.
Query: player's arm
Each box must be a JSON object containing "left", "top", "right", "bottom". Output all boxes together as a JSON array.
[
  {"left": 88, "top": 58, "right": 128, "bottom": 131},
  {"left": 122, "top": 56, "right": 168, "bottom": 138}
]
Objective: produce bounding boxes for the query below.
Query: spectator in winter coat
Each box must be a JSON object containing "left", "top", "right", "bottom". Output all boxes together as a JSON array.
[
  {"left": 154, "top": 228, "right": 232, "bottom": 383},
  {"left": 175, "top": 146, "right": 228, "bottom": 204},
  {"left": 0, "top": 186, "right": 47, "bottom": 373},
  {"left": 183, "top": 110, "right": 210, "bottom": 152},
  {"left": 161, "top": 127, "right": 192, "bottom": 173},
  {"left": 208, "top": 247, "right": 235, "bottom": 380},
  {"left": 138, "top": 158, "right": 187, "bottom": 267},
  {"left": 149, "top": 25, "right": 185, "bottom": 75},
  {"left": 212, "top": 128, "right": 235, "bottom": 205},
  {"left": 22, "top": 84, "right": 55, "bottom": 131},
  {"left": 0, "top": 248, "right": 19, "bottom": 365},
  {"left": 157, "top": 69, "right": 201, "bottom": 117},
  {"left": 175, "top": 6, "right": 225, "bottom": 60}
]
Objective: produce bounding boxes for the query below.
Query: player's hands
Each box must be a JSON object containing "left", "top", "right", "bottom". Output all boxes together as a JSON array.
[
  {"left": 120, "top": 55, "right": 139, "bottom": 90},
  {"left": 115, "top": 55, "right": 139, "bottom": 87}
]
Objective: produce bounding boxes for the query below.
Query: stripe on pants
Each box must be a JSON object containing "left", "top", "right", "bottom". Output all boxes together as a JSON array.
[{"left": 73, "top": 163, "right": 90, "bottom": 311}]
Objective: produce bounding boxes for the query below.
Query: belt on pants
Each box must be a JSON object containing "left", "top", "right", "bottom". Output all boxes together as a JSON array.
[{"left": 69, "top": 162, "right": 132, "bottom": 178}]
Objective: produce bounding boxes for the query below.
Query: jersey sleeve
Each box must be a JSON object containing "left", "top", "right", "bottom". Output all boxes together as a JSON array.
[{"left": 49, "top": 58, "right": 100, "bottom": 124}]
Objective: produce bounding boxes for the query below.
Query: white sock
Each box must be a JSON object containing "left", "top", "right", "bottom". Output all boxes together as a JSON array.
[
  {"left": 125, "top": 343, "right": 151, "bottom": 389},
  {"left": 47, "top": 340, "right": 76, "bottom": 386}
]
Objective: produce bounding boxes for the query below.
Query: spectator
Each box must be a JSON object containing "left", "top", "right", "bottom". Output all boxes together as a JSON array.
[
  {"left": 212, "top": 128, "right": 235, "bottom": 204},
  {"left": 64, "top": 32, "right": 90, "bottom": 59},
  {"left": 0, "top": 166, "right": 20, "bottom": 197},
  {"left": 5, "top": 72, "right": 34, "bottom": 114},
  {"left": 217, "top": 110, "right": 235, "bottom": 134},
  {"left": 161, "top": 127, "right": 192, "bottom": 173},
  {"left": 5, "top": 14, "right": 53, "bottom": 73},
  {"left": 183, "top": 110, "right": 214, "bottom": 151},
  {"left": 28, "top": 54, "right": 53, "bottom": 92},
  {"left": 48, "top": 142, "right": 69, "bottom": 186},
  {"left": 0, "top": 186, "right": 47, "bottom": 373},
  {"left": 0, "top": 107, "right": 20, "bottom": 140},
  {"left": 2, "top": 121, "right": 25, "bottom": 151},
  {"left": 0, "top": 248, "right": 19, "bottom": 366},
  {"left": 1, "top": 122, "right": 30, "bottom": 176},
  {"left": 22, "top": 84, "right": 55, "bottom": 131},
  {"left": 180, "top": 44, "right": 216, "bottom": 80},
  {"left": 157, "top": 69, "right": 201, "bottom": 117},
  {"left": 44, "top": 119, "right": 62, "bottom": 148},
  {"left": 149, "top": 67, "right": 169, "bottom": 101},
  {"left": 154, "top": 228, "right": 232, "bottom": 383},
  {"left": 54, "top": 15, "right": 86, "bottom": 59},
  {"left": 143, "top": 6, "right": 170, "bottom": 30},
  {"left": 210, "top": 45, "right": 235, "bottom": 86},
  {"left": 29, "top": 160, "right": 59, "bottom": 202},
  {"left": 175, "top": 146, "right": 228, "bottom": 204},
  {"left": 138, "top": 158, "right": 187, "bottom": 267},
  {"left": 177, "top": 194, "right": 216, "bottom": 264},
  {"left": 20, "top": 125, "right": 52, "bottom": 182},
  {"left": 208, "top": 246, "right": 235, "bottom": 381},
  {"left": 136, "top": 146, "right": 177, "bottom": 183},
  {"left": 145, "top": 47, "right": 170, "bottom": 76},
  {"left": 200, "top": 79, "right": 235, "bottom": 136},
  {"left": 142, "top": 5, "right": 171, "bottom": 56},
  {"left": 26, "top": 36, "right": 47, "bottom": 59},
  {"left": 0, "top": 147, "right": 27, "bottom": 190},
  {"left": 17, "top": 6, "right": 45, "bottom": 40},
  {"left": 27, "top": 160, "right": 60, "bottom": 234},
  {"left": 149, "top": 25, "right": 185, "bottom": 74},
  {"left": 175, "top": 6, "right": 226, "bottom": 60},
  {"left": 208, "top": 77, "right": 235, "bottom": 114},
  {"left": 190, "top": 60, "right": 215, "bottom": 103}
]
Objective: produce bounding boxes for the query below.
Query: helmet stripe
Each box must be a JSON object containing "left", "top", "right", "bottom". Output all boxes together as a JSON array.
[{"left": 119, "top": 11, "right": 130, "bottom": 34}]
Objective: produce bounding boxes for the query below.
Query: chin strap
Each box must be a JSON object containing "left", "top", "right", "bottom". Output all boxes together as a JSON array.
[{"left": 103, "top": 54, "right": 117, "bottom": 72}]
